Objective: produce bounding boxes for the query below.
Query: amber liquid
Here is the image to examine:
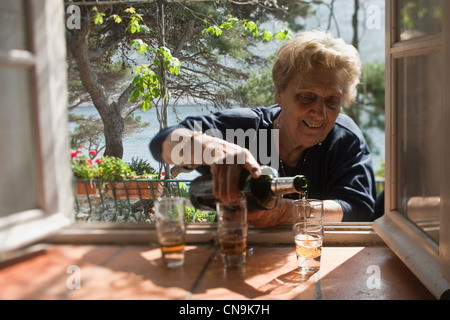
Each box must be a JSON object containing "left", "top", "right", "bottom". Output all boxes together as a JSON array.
[
  {"left": 294, "top": 234, "right": 322, "bottom": 273},
  {"left": 219, "top": 235, "right": 247, "bottom": 255},
  {"left": 161, "top": 243, "right": 185, "bottom": 254},
  {"left": 295, "top": 234, "right": 322, "bottom": 258},
  {"left": 159, "top": 233, "right": 185, "bottom": 268}
]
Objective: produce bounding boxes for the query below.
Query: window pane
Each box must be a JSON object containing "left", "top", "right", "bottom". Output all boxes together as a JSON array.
[
  {"left": 0, "top": 0, "right": 28, "bottom": 50},
  {"left": 397, "top": 0, "right": 442, "bottom": 41},
  {"left": 0, "top": 68, "right": 39, "bottom": 217},
  {"left": 396, "top": 54, "right": 441, "bottom": 244}
]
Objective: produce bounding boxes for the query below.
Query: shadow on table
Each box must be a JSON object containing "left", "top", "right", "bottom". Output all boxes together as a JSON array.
[{"left": 51, "top": 245, "right": 318, "bottom": 300}]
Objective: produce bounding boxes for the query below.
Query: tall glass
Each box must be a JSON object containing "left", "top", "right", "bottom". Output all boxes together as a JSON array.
[
  {"left": 292, "top": 199, "right": 324, "bottom": 275},
  {"left": 216, "top": 198, "right": 248, "bottom": 269},
  {"left": 155, "top": 197, "right": 186, "bottom": 268}
]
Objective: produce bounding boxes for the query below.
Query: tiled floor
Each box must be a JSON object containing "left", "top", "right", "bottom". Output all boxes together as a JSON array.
[{"left": 0, "top": 244, "right": 435, "bottom": 300}]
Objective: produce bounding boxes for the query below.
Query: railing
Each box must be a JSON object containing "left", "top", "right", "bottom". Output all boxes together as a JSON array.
[
  {"left": 73, "top": 178, "right": 215, "bottom": 223},
  {"left": 74, "top": 177, "right": 386, "bottom": 223}
]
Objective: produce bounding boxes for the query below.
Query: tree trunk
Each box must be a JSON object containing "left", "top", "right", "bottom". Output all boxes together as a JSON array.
[
  {"left": 67, "top": 10, "right": 126, "bottom": 159},
  {"left": 101, "top": 105, "right": 125, "bottom": 158},
  {"left": 352, "top": 0, "right": 360, "bottom": 50},
  {"left": 348, "top": 0, "right": 360, "bottom": 124},
  {"left": 156, "top": 0, "right": 171, "bottom": 176}
]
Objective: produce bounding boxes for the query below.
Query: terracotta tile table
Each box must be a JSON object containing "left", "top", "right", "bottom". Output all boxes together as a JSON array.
[{"left": 0, "top": 244, "right": 434, "bottom": 300}]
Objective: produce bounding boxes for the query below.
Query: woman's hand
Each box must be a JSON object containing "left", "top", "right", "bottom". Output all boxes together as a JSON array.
[
  {"left": 208, "top": 138, "right": 261, "bottom": 204},
  {"left": 162, "top": 129, "right": 261, "bottom": 204}
]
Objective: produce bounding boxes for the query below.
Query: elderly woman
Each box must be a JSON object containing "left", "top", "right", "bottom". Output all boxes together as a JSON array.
[{"left": 150, "top": 30, "right": 377, "bottom": 226}]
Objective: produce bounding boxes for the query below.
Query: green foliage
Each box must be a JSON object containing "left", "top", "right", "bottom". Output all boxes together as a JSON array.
[
  {"left": 202, "top": 17, "right": 292, "bottom": 43},
  {"left": 400, "top": 0, "right": 441, "bottom": 31},
  {"left": 92, "top": 7, "right": 105, "bottom": 25},
  {"left": 130, "top": 39, "right": 148, "bottom": 55},
  {"left": 375, "top": 160, "right": 385, "bottom": 178},
  {"left": 71, "top": 155, "right": 97, "bottom": 179},
  {"left": 68, "top": 1, "right": 315, "bottom": 162},
  {"left": 129, "top": 64, "right": 160, "bottom": 111},
  {"left": 236, "top": 59, "right": 276, "bottom": 107},
  {"left": 97, "top": 156, "right": 134, "bottom": 180},
  {"left": 71, "top": 151, "right": 160, "bottom": 181},
  {"left": 340, "top": 61, "right": 385, "bottom": 157},
  {"left": 70, "top": 146, "right": 101, "bottom": 179},
  {"left": 111, "top": 14, "right": 122, "bottom": 24},
  {"left": 128, "top": 46, "right": 180, "bottom": 111},
  {"left": 184, "top": 206, "right": 216, "bottom": 223},
  {"left": 127, "top": 157, "right": 157, "bottom": 176},
  {"left": 158, "top": 47, "right": 181, "bottom": 76}
]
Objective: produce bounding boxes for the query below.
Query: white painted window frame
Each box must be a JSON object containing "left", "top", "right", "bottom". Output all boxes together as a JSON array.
[
  {"left": 0, "top": 0, "right": 73, "bottom": 255},
  {"left": 373, "top": 0, "right": 450, "bottom": 299}
]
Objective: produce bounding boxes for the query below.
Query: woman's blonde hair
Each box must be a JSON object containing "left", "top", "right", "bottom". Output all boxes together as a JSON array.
[{"left": 272, "top": 29, "right": 361, "bottom": 107}]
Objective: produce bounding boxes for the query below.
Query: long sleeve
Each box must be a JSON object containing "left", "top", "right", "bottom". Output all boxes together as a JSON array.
[{"left": 303, "top": 114, "right": 377, "bottom": 222}]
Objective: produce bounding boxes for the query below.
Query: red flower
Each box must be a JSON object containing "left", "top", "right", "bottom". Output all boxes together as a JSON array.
[
  {"left": 71, "top": 151, "right": 78, "bottom": 158},
  {"left": 89, "top": 150, "right": 97, "bottom": 156},
  {"left": 95, "top": 158, "right": 103, "bottom": 164},
  {"left": 87, "top": 159, "right": 93, "bottom": 165}
]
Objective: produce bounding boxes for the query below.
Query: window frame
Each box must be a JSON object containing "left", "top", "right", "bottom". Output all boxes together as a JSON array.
[
  {"left": 7, "top": 0, "right": 448, "bottom": 298},
  {"left": 0, "top": 0, "right": 73, "bottom": 255},
  {"left": 373, "top": 0, "right": 450, "bottom": 299}
]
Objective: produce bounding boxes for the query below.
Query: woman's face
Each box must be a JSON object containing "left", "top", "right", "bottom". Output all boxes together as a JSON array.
[{"left": 276, "top": 65, "right": 345, "bottom": 148}]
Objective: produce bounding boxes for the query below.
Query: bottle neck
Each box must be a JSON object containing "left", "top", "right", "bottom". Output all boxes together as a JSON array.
[{"left": 271, "top": 177, "right": 304, "bottom": 196}]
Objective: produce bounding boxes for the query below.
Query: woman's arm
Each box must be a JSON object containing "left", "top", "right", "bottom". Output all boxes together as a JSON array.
[
  {"left": 161, "top": 128, "right": 261, "bottom": 204},
  {"left": 247, "top": 198, "right": 343, "bottom": 228}
]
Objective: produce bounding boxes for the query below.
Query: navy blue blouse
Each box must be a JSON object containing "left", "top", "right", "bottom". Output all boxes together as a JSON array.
[{"left": 150, "top": 105, "right": 377, "bottom": 222}]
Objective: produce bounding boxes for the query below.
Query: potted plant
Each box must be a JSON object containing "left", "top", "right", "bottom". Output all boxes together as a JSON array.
[
  {"left": 71, "top": 149, "right": 101, "bottom": 195},
  {"left": 128, "top": 157, "right": 163, "bottom": 199},
  {"left": 97, "top": 156, "right": 162, "bottom": 200}
]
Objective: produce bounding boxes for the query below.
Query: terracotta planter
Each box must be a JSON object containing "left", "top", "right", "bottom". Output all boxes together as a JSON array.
[
  {"left": 76, "top": 180, "right": 98, "bottom": 195},
  {"left": 110, "top": 181, "right": 162, "bottom": 200}
]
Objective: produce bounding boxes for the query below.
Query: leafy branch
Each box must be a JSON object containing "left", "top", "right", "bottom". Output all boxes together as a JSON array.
[
  {"left": 92, "top": 6, "right": 176, "bottom": 111},
  {"left": 129, "top": 46, "right": 181, "bottom": 111},
  {"left": 91, "top": 7, "right": 290, "bottom": 113},
  {"left": 202, "top": 17, "right": 292, "bottom": 42}
]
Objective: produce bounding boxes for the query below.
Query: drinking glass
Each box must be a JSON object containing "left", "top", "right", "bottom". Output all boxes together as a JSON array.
[
  {"left": 155, "top": 197, "right": 186, "bottom": 268},
  {"left": 216, "top": 198, "right": 248, "bottom": 268},
  {"left": 292, "top": 199, "right": 324, "bottom": 275},
  {"left": 293, "top": 199, "right": 324, "bottom": 223}
]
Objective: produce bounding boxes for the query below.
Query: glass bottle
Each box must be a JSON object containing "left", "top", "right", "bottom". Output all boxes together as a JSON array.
[{"left": 188, "top": 166, "right": 309, "bottom": 211}]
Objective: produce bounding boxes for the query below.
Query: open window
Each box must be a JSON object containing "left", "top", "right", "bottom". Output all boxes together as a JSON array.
[
  {"left": 0, "top": 0, "right": 73, "bottom": 256},
  {"left": 4, "top": 0, "right": 450, "bottom": 300},
  {"left": 373, "top": 0, "right": 450, "bottom": 299}
]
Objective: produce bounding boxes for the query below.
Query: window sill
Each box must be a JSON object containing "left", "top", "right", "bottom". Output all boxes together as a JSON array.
[
  {"left": 43, "top": 222, "right": 384, "bottom": 247},
  {"left": 373, "top": 211, "right": 450, "bottom": 299}
]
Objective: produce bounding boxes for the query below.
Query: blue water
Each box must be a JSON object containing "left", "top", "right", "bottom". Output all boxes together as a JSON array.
[{"left": 69, "top": 104, "right": 216, "bottom": 180}]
